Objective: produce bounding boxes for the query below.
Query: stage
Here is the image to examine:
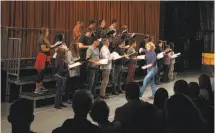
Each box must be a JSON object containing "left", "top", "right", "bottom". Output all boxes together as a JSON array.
[{"left": 1, "top": 71, "right": 213, "bottom": 133}]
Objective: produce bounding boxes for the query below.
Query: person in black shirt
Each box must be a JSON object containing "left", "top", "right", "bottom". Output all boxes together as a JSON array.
[
  {"left": 79, "top": 28, "right": 93, "bottom": 82},
  {"left": 155, "top": 40, "right": 164, "bottom": 85},
  {"left": 96, "top": 20, "right": 108, "bottom": 50}
]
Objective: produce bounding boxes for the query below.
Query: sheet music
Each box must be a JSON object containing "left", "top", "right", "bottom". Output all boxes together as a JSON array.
[
  {"left": 99, "top": 59, "right": 108, "bottom": 65},
  {"left": 171, "top": 53, "right": 181, "bottom": 59},
  {"left": 68, "top": 62, "right": 82, "bottom": 69},
  {"left": 157, "top": 52, "right": 164, "bottom": 59},
  {"left": 51, "top": 41, "right": 63, "bottom": 48},
  {"left": 137, "top": 55, "right": 145, "bottom": 59}
]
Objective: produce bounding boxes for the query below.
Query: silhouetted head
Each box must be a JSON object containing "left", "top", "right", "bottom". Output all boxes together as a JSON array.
[
  {"left": 174, "top": 80, "right": 190, "bottom": 96},
  {"left": 189, "top": 82, "right": 200, "bottom": 99},
  {"left": 90, "top": 100, "right": 109, "bottom": 123},
  {"left": 153, "top": 88, "right": 169, "bottom": 110},
  {"left": 125, "top": 82, "right": 140, "bottom": 101},
  {"left": 72, "top": 90, "right": 93, "bottom": 116},
  {"left": 8, "top": 99, "right": 34, "bottom": 133},
  {"left": 165, "top": 94, "right": 206, "bottom": 133}
]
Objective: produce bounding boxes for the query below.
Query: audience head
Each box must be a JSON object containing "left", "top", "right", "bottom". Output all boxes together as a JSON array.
[
  {"left": 89, "top": 20, "right": 96, "bottom": 29},
  {"left": 125, "top": 82, "right": 140, "bottom": 101},
  {"left": 153, "top": 88, "right": 169, "bottom": 110},
  {"left": 198, "top": 74, "right": 213, "bottom": 104},
  {"left": 188, "top": 82, "right": 200, "bottom": 99},
  {"left": 85, "top": 28, "right": 93, "bottom": 36},
  {"left": 90, "top": 100, "right": 109, "bottom": 124},
  {"left": 99, "top": 20, "right": 106, "bottom": 28},
  {"left": 8, "top": 99, "right": 34, "bottom": 132},
  {"left": 165, "top": 94, "right": 206, "bottom": 132},
  {"left": 72, "top": 90, "right": 93, "bottom": 116},
  {"left": 133, "top": 103, "right": 157, "bottom": 132},
  {"left": 145, "top": 42, "right": 155, "bottom": 51},
  {"left": 174, "top": 80, "right": 190, "bottom": 96}
]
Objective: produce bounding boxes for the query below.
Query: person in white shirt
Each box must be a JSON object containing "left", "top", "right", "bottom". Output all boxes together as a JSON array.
[{"left": 99, "top": 38, "right": 112, "bottom": 99}]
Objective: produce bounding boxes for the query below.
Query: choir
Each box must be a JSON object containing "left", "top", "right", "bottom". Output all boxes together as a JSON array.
[{"left": 34, "top": 20, "right": 178, "bottom": 109}]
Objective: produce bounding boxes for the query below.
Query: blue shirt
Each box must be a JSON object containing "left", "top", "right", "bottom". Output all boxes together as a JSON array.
[{"left": 143, "top": 49, "right": 157, "bottom": 66}]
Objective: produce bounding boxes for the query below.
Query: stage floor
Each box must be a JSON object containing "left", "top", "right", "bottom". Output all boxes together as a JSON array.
[{"left": 1, "top": 71, "right": 213, "bottom": 133}]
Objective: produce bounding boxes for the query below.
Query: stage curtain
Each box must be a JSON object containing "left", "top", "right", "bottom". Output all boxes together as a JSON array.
[{"left": 1, "top": 1, "right": 160, "bottom": 58}]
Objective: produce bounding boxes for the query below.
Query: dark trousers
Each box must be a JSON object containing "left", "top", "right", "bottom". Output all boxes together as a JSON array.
[
  {"left": 65, "top": 76, "right": 81, "bottom": 99},
  {"left": 112, "top": 65, "right": 123, "bottom": 92},
  {"left": 87, "top": 67, "right": 99, "bottom": 96},
  {"left": 80, "top": 63, "right": 87, "bottom": 83},
  {"left": 163, "top": 64, "right": 170, "bottom": 82},
  {"left": 155, "top": 65, "right": 163, "bottom": 83},
  {"left": 55, "top": 76, "right": 66, "bottom": 107},
  {"left": 36, "top": 62, "right": 48, "bottom": 83},
  {"left": 125, "top": 63, "right": 136, "bottom": 90}
]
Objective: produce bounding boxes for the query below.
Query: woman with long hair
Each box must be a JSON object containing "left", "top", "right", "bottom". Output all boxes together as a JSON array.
[
  {"left": 34, "top": 27, "right": 52, "bottom": 94},
  {"left": 54, "top": 48, "right": 69, "bottom": 109},
  {"left": 139, "top": 42, "right": 158, "bottom": 99},
  {"left": 65, "top": 42, "right": 81, "bottom": 103}
]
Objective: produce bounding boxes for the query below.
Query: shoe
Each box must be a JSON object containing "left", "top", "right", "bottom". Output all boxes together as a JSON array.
[
  {"left": 34, "top": 89, "right": 44, "bottom": 94},
  {"left": 148, "top": 96, "right": 154, "bottom": 99},
  {"left": 112, "top": 92, "right": 119, "bottom": 95},
  {"left": 54, "top": 106, "right": 62, "bottom": 109},
  {"left": 99, "top": 95, "right": 109, "bottom": 99},
  {"left": 118, "top": 90, "right": 124, "bottom": 94},
  {"left": 67, "top": 99, "right": 72, "bottom": 104},
  {"left": 42, "top": 86, "right": 48, "bottom": 92},
  {"left": 61, "top": 104, "right": 67, "bottom": 107}
]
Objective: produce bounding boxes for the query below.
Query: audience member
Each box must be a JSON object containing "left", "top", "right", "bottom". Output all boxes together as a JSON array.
[
  {"left": 173, "top": 80, "right": 190, "bottom": 96},
  {"left": 198, "top": 74, "right": 214, "bottom": 105},
  {"left": 8, "top": 98, "right": 35, "bottom": 133},
  {"left": 133, "top": 102, "right": 159, "bottom": 133},
  {"left": 52, "top": 90, "right": 101, "bottom": 133},
  {"left": 189, "top": 82, "right": 200, "bottom": 99},
  {"left": 90, "top": 100, "right": 121, "bottom": 133},
  {"left": 154, "top": 88, "right": 169, "bottom": 110},
  {"left": 165, "top": 94, "right": 207, "bottom": 133},
  {"left": 114, "top": 82, "right": 145, "bottom": 133}
]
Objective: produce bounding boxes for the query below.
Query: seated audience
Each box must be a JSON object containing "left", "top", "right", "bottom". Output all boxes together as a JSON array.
[
  {"left": 165, "top": 94, "right": 208, "bottom": 133},
  {"left": 8, "top": 98, "right": 35, "bottom": 133},
  {"left": 133, "top": 102, "right": 159, "bottom": 133},
  {"left": 153, "top": 88, "right": 169, "bottom": 110},
  {"left": 90, "top": 100, "right": 121, "bottom": 133},
  {"left": 52, "top": 90, "right": 101, "bottom": 133},
  {"left": 173, "top": 80, "right": 190, "bottom": 96},
  {"left": 114, "top": 82, "right": 145, "bottom": 133},
  {"left": 198, "top": 74, "right": 214, "bottom": 106},
  {"left": 189, "top": 82, "right": 200, "bottom": 99}
]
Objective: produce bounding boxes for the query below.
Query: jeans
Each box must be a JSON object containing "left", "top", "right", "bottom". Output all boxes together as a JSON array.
[
  {"left": 100, "top": 69, "right": 111, "bottom": 96},
  {"left": 87, "top": 67, "right": 99, "bottom": 96},
  {"left": 114, "top": 65, "right": 123, "bottom": 91},
  {"left": 55, "top": 76, "right": 66, "bottom": 107},
  {"left": 140, "top": 66, "right": 158, "bottom": 97}
]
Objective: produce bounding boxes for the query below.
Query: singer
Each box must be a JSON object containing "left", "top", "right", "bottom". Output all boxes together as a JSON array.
[{"left": 139, "top": 42, "right": 157, "bottom": 99}]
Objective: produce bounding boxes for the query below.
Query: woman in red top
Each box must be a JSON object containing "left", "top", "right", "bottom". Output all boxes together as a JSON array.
[{"left": 34, "top": 27, "right": 51, "bottom": 94}]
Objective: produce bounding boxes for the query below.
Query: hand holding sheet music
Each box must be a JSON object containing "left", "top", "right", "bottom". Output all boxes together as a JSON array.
[
  {"left": 99, "top": 59, "right": 108, "bottom": 65},
  {"left": 157, "top": 52, "right": 164, "bottom": 59},
  {"left": 51, "top": 41, "right": 63, "bottom": 49},
  {"left": 171, "top": 53, "right": 181, "bottom": 59},
  {"left": 68, "top": 62, "right": 82, "bottom": 69}
]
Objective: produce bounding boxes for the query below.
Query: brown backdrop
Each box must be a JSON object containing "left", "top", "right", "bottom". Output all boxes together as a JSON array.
[{"left": 1, "top": 1, "right": 160, "bottom": 58}]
